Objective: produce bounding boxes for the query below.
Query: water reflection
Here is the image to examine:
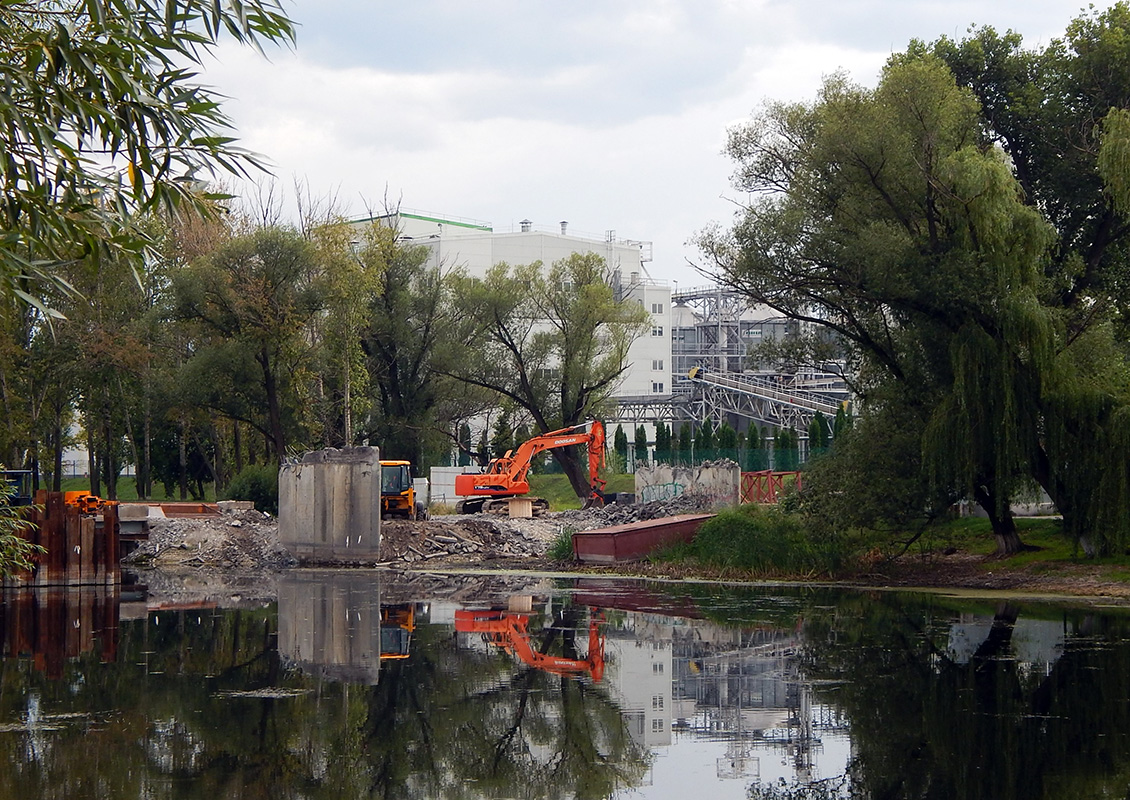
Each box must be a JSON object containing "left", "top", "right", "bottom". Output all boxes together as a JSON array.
[{"left": 0, "top": 574, "right": 1129, "bottom": 798}]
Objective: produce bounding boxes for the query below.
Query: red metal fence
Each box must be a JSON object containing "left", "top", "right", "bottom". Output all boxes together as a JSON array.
[{"left": 740, "top": 471, "right": 803, "bottom": 504}]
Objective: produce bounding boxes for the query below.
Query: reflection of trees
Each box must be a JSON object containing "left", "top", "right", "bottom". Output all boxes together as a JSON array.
[
  {"left": 351, "top": 605, "right": 648, "bottom": 799},
  {"left": 801, "top": 594, "right": 1130, "bottom": 799},
  {"left": 0, "top": 602, "right": 650, "bottom": 799}
]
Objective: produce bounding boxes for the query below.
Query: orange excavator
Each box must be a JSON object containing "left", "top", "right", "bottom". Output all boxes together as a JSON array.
[
  {"left": 455, "top": 607, "right": 606, "bottom": 683},
  {"left": 454, "top": 420, "right": 606, "bottom": 514}
]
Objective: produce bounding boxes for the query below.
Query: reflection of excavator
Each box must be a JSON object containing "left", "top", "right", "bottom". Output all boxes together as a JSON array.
[
  {"left": 455, "top": 607, "right": 606, "bottom": 682},
  {"left": 380, "top": 603, "right": 422, "bottom": 660},
  {"left": 454, "top": 420, "right": 606, "bottom": 513}
]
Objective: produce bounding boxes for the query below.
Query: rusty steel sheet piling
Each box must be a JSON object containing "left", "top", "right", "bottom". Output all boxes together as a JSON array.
[{"left": 10, "top": 492, "right": 122, "bottom": 587}]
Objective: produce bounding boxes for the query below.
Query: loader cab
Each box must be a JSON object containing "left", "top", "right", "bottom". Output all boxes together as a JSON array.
[
  {"left": 380, "top": 460, "right": 422, "bottom": 519},
  {"left": 380, "top": 462, "right": 412, "bottom": 495}
]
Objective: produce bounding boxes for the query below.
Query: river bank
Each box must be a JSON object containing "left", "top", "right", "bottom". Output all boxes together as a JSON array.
[{"left": 122, "top": 501, "right": 1130, "bottom": 602}]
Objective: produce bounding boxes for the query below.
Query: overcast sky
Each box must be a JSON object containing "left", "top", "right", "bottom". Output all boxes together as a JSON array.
[{"left": 201, "top": 0, "right": 1090, "bottom": 286}]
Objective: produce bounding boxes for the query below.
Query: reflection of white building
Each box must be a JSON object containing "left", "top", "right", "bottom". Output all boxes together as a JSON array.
[
  {"left": 603, "top": 614, "right": 675, "bottom": 747},
  {"left": 354, "top": 211, "right": 671, "bottom": 400}
]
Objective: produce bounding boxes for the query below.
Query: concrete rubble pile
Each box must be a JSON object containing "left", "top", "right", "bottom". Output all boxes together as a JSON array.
[
  {"left": 556, "top": 492, "right": 720, "bottom": 529},
  {"left": 124, "top": 493, "right": 722, "bottom": 571},
  {"left": 125, "top": 509, "right": 297, "bottom": 570},
  {"left": 375, "top": 516, "right": 560, "bottom": 564}
]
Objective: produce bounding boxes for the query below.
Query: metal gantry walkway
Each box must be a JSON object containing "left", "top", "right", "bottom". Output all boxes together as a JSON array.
[{"left": 611, "top": 370, "right": 846, "bottom": 433}]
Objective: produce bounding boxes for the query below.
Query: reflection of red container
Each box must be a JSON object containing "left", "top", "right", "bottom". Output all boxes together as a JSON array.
[{"left": 571, "top": 514, "right": 714, "bottom": 564}]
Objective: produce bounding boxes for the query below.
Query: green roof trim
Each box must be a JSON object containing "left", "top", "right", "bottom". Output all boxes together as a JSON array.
[{"left": 400, "top": 212, "right": 492, "bottom": 231}]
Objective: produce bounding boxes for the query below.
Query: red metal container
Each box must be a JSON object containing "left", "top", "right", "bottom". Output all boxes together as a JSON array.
[{"left": 571, "top": 514, "right": 714, "bottom": 564}]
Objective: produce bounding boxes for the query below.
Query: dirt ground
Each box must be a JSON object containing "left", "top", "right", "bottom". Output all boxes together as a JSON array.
[{"left": 122, "top": 499, "right": 1130, "bottom": 603}]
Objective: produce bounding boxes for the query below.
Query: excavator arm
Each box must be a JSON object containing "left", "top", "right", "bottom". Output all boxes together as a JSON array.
[
  {"left": 454, "top": 420, "right": 606, "bottom": 507},
  {"left": 455, "top": 608, "right": 605, "bottom": 682}
]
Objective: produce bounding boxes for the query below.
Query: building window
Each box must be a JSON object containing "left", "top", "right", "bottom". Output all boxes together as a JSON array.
[
  {"left": 652, "top": 695, "right": 664, "bottom": 710},
  {"left": 652, "top": 325, "right": 663, "bottom": 337},
  {"left": 652, "top": 359, "right": 664, "bottom": 371},
  {"left": 651, "top": 302, "right": 664, "bottom": 314},
  {"left": 652, "top": 662, "right": 664, "bottom": 674},
  {"left": 652, "top": 718, "right": 664, "bottom": 732},
  {"left": 652, "top": 382, "right": 665, "bottom": 393}
]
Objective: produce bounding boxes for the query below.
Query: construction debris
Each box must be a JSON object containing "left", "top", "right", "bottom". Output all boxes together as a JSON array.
[{"left": 123, "top": 494, "right": 723, "bottom": 571}]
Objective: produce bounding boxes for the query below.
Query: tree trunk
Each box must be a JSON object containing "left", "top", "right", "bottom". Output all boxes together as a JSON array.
[
  {"left": 234, "top": 420, "right": 243, "bottom": 474},
  {"left": 51, "top": 411, "right": 62, "bottom": 492},
  {"left": 258, "top": 347, "right": 286, "bottom": 463},
  {"left": 141, "top": 405, "right": 151, "bottom": 499},
  {"left": 87, "top": 420, "right": 101, "bottom": 498},
  {"left": 210, "top": 423, "right": 227, "bottom": 492},
  {"left": 29, "top": 436, "right": 38, "bottom": 492},
  {"left": 553, "top": 446, "right": 599, "bottom": 507},
  {"left": 178, "top": 417, "right": 188, "bottom": 501},
  {"left": 193, "top": 429, "right": 222, "bottom": 491},
  {"left": 973, "top": 484, "right": 1023, "bottom": 556},
  {"left": 102, "top": 404, "right": 117, "bottom": 501}
]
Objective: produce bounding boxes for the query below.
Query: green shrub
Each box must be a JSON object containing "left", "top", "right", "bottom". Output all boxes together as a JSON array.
[
  {"left": 225, "top": 464, "right": 279, "bottom": 515},
  {"left": 690, "top": 504, "right": 846, "bottom": 575},
  {"left": 546, "top": 527, "right": 575, "bottom": 561}
]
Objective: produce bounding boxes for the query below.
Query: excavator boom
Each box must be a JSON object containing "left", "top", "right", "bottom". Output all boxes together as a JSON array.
[{"left": 455, "top": 420, "right": 606, "bottom": 511}]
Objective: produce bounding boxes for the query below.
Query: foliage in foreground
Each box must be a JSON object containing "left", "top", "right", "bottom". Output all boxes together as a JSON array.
[{"left": 0, "top": 484, "right": 43, "bottom": 576}]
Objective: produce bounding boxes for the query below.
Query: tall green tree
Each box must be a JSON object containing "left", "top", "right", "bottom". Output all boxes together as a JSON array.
[
  {"left": 446, "top": 253, "right": 648, "bottom": 499},
  {"left": 613, "top": 424, "right": 628, "bottom": 464},
  {"left": 697, "top": 419, "right": 715, "bottom": 451},
  {"left": 678, "top": 422, "right": 693, "bottom": 460},
  {"left": 633, "top": 425, "right": 648, "bottom": 465},
  {"left": 491, "top": 409, "right": 514, "bottom": 459},
  {"left": 808, "top": 411, "right": 830, "bottom": 450},
  {"left": 355, "top": 223, "right": 457, "bottom": 466},
  {"left": 700, "top": 53, "right": 1060, "bottom": 553},
  {"left": 716, "top": 421, "right": 738, "bottom": 451},
  {"left": 172, "top": 227, "right": 324, "bottom": 463},
  {"left": 654, "top": 421, "right": 671, "bottom": 458},
  {"left": 928, "top": 6, "right": 1130, "bottom": 554}
]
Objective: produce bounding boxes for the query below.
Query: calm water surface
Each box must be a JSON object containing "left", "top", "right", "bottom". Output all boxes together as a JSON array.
[{"left": 1, "top": 570, "right": 1127, "bottom": 799}]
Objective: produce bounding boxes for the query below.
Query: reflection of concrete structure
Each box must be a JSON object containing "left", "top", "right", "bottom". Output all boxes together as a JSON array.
[
  {"left": 277, "top": 571, "right": 383, "bottom": 684},
  {"left": 602, "top": 609, "right": 838, "bottom": 782}
]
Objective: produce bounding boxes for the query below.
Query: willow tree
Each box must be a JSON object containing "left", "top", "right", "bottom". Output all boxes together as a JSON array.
[
  {"left": 445, "top": 253, "right": 648, "bottom": 501},
  {"left": 0, "top": 1, "right": 294, "bottom": 313},
  {"left": 700, "top": 55, "right": 1058, "bottom": 553},
  {"left": 929, "top": 5, "right": 1130, "bottom": 555}
]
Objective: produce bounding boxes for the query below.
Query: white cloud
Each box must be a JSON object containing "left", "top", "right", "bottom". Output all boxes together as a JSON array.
[{"left": 196, "top": 0, "right": 1102, "bottom": 284}]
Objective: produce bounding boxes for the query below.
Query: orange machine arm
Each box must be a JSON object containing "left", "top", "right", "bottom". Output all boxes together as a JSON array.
[
  {"left": 455, "top": 608, "right": 606, "bottom": 683},
  {"left": 455, "top": 420, "right": 606, "bottom": 503}
]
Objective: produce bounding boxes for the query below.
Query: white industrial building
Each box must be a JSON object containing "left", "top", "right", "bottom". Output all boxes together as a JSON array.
[{"left": 354, "top": 210, "right": 672, "bottom": 399}]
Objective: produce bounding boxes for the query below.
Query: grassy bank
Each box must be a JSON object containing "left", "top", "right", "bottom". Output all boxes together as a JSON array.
[
  {"left": 54, "top": 476, "right": 217, "bottom": 502},
  {"left": 527, "top": 473, "right": 634, "bottom": 510},
  {"left": 645, "top": 506, "right": 1130, "bottom": 586}
]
